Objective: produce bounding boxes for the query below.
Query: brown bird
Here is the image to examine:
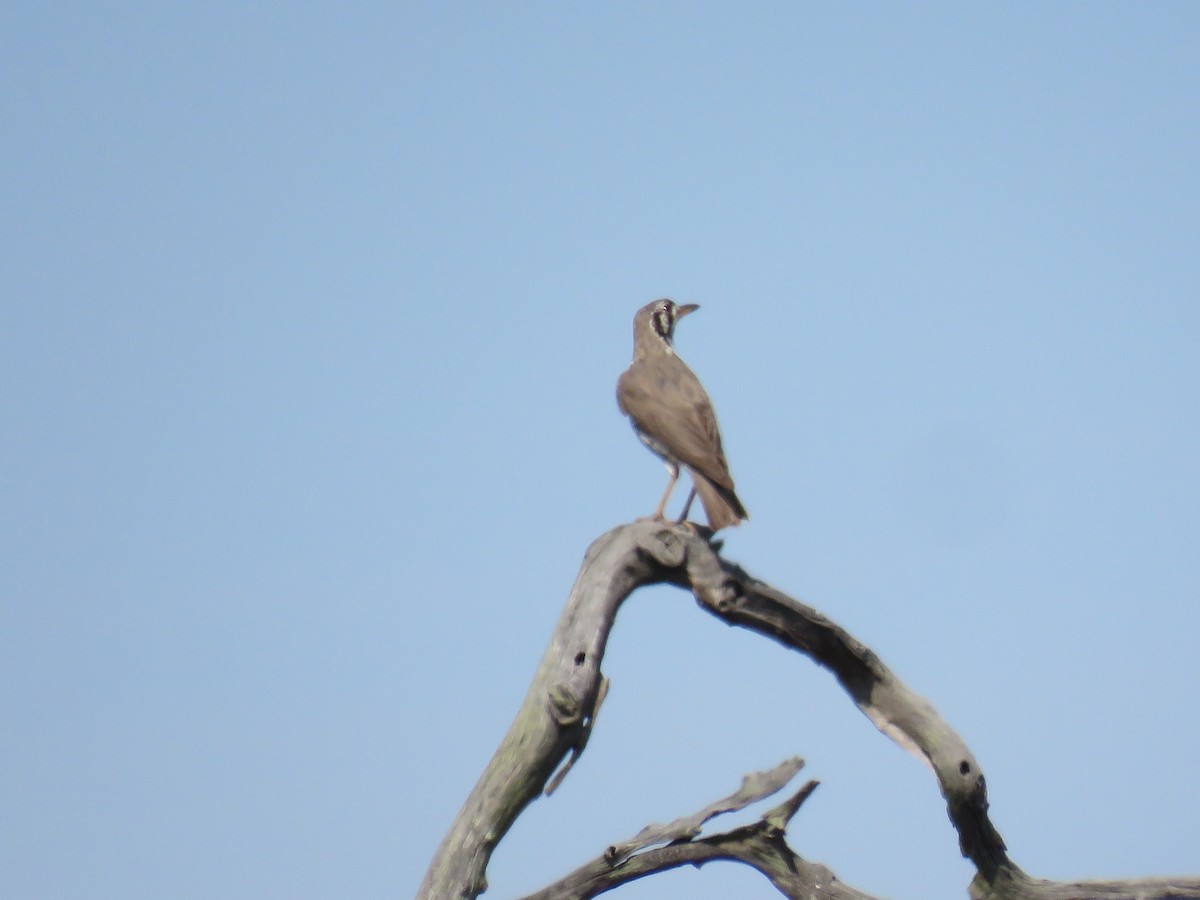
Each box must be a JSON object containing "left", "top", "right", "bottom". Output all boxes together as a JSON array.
[{"left": 617, "top": 298, "right": 748, "bottom": 531}]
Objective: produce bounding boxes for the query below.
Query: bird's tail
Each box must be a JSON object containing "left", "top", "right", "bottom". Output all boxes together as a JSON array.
[{"left": 690, "top": 471, "right": 748, "bottom": 531}]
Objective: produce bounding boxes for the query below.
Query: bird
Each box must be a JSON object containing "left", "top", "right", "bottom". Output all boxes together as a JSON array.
[{"left": 616, "top": 298, "right": 748, "bottom": 531}]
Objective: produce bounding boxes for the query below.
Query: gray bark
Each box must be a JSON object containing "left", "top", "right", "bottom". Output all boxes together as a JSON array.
[{"left": 417, "top": 520, "right": 1200, "bottom": 900}]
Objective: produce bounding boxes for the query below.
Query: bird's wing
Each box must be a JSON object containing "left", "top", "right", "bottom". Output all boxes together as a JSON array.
[{"left": 617, "top": 366, "right": 736, "bottom": 490}]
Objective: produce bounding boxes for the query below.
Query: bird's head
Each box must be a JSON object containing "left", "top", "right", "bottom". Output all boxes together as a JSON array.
[{"left": 634, "top": 298, "right": 699, "bottom": 350}]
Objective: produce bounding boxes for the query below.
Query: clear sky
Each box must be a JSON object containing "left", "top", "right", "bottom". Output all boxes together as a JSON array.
[{"left": 3, "top": 4, "right": 1199, "bottom": 899}]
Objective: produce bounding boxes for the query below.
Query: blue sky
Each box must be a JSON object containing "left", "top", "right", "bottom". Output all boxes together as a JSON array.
[{"left": 3, "top": 4, "right": 1199, "bottom": 899}]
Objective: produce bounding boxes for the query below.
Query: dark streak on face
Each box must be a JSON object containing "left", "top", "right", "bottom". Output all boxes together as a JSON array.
[{"left": 651, "top": 300, "right": 676, "bottom": 343}]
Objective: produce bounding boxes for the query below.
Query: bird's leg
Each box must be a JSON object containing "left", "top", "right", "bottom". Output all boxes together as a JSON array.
[
  {"left": 653, "top": 463, "right": 680, "bottom": 520},
  {"left": 676, "top": 486, "right": 697, "bottom": 523}
]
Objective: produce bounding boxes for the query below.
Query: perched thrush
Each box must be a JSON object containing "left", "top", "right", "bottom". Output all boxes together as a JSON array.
[{"left": 616, "top": 299, "right": 748, "bottom": 531}]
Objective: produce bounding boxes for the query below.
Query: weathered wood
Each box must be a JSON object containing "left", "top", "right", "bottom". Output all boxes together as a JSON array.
[
  {"left": 417, "top": 523, "right": 684, "bottom": 899},
  {"left": 519, "top": 769, "right": 875, "bottom": 900},
  {"left": 418, "top": 520, "right": 1200, "bottom": 899}
]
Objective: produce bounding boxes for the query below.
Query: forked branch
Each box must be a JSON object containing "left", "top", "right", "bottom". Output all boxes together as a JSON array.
[
  {"left": 417, "top": 520, "right": 1200, "bottom": 900},
  {"left": 519, "top": 759, "right": 875, "bottom": 900}
]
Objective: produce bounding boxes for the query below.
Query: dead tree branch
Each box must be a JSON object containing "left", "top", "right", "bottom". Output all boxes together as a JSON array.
[
  {"left": 519, "top": 760, "right": 874, "bottom": 900},
  {"left": 418, "top": 520, "right": 1200, "bottom": 900}
]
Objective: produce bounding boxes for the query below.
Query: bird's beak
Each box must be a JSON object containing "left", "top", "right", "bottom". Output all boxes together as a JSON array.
[{"left": 676, "top": 303, "right": 700, "bottom": 319}]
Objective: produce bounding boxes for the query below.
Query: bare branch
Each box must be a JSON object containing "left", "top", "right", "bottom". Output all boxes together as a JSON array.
[
  {"left": 418, "top": 520, "right": 1200, "bottom": 900},
  {"left": 655, "top": 532, "right": 1009, "bottom": 876},
  {"left": 521, "top": 762, "right": 875, "bottom": 900},
  {"left": 417, "top": 523, "right": 681, "bottom": 899},
  {"left": 650, "top": 523, "right": 1200, "bottom": 900},
  {"left": 605, "top": 756, "right": 806, "bottom": 866}
]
